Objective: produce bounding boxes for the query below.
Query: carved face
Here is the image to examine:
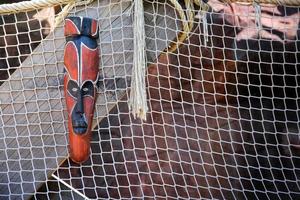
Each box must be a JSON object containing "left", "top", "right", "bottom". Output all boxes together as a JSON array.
[
  {"left": 64, "top": 17, "right": 99, "bottom": 136},
  {"left": 63, "top": 17, "right": 99, "bottom": 163}
]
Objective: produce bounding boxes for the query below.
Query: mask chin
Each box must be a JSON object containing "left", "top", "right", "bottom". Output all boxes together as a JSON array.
[{"left": 73, "top": 126, "right": 87, "bottom": 135}]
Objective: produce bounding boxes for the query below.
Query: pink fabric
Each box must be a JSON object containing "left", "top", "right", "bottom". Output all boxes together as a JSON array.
[{"left": 207, "top": 0, "right": 300, "bottom": 42}]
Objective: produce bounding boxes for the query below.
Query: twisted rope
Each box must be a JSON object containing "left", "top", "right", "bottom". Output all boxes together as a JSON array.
[
  {"left": 130, "top": 0, "right": 148, "bottom": 120},
  {"left": 0, "top": 0, "right": 95, "bottom": 27},
  {"left": 0, "top": 0, "right": 71, "bottom": 14},
  {"left": 166, "top": 0, "right": 209, "bottom": 52},
  {"left": 54, "top": 0, "right": 94, "bottom": 27},
  {"left": 167, "top": 0, "right": 191, "bottom": 52}
]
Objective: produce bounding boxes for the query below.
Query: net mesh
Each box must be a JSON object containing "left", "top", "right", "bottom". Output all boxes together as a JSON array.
[{"left": 0, "top": 0, "right": 300, "bottom": 199}]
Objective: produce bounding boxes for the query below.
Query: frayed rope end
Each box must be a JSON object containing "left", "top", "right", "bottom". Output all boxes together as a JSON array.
[{"left": 129, "top": 0, "right": 148, "bottom": 121}]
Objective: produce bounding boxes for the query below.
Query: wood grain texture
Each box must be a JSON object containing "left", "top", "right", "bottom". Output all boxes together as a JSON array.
[{"left": 0, "top": 0, "right": 180, "bottom": 199}]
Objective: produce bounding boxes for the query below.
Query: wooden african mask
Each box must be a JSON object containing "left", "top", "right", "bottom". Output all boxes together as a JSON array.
[{"left": 64, "top": 16, "right": 99, "bottom": 163}]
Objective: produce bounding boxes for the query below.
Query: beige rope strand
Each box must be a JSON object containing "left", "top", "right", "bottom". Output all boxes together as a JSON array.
[
  {"left": 54, "top": 0, "right": 94, "bottom": 27},
  {"left": 193, "top": 0, "right": 210, "bottom": 8},
  {"left": 184, "top": 0, "right": 195, "bottom": 31},
  {"left": 0, "top": 0, "right": 95, "bottom": 27},
  {"left": 0, "top": 0, "right": 94, "bottom": 17},
  {"left": 0, "top": 0, "right": 72, "bottom": 15},
  {"left": 167, "top": 0, "right": 191, "bottom": 52},
  {"left": 129, "top": 0, "right": 148, "bottom": 120}
]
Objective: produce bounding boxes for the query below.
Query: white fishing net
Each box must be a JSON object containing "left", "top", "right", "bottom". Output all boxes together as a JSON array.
[{"left": 0, "top": 0, "right": 299, "bottom": 199}]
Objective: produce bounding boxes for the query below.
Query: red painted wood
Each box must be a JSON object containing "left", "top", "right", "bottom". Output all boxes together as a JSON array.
[{"left": 64, "top": 16, "right": 99, "bottom": 163}]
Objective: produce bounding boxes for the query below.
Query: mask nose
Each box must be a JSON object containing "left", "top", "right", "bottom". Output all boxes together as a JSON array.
[
  {"left": 71, "top": 90, "right": 88, "bottom": 134},
  {"left": 76, "top": 90, "right": 84, "bottom": 114}
]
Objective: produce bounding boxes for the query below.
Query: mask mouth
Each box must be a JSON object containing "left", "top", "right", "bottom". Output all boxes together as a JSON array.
[{"left": 72, "top": 118, "right": 88, "bottom": 134}]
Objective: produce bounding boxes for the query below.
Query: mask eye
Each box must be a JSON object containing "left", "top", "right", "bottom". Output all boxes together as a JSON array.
[
  {"left": 82, "top": 81, "right": 94, "bottom": 97},
  {"left": 82, "top": 87, "right": 89, "bottom": 92},
  {"left": 67, "top": 80, "right": 79, "bottom": 99}
]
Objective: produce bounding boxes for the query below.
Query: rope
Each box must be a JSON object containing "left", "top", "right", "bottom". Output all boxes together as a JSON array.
[
  {"left": 129, "top": 0, "right": 210, "bottom": 120},
  {"left": 254, "top": 1, "right": 262, "bottom": 30},
  {"left": 0, "top": 0, "right": 95, "bottom": 27},
  {"left": 0, "top": 0, "right": 71, "bottom": 15},
  {"left": 54, "top": 0, "right": 94, "bottom": 27},
  {"left": 129, "top": 0, "right": 148, "bottom": 120},
  {"left": 166, "top": 0, "right": 210, "bottom": 52},
  {"left": 167, "top": 0, "right": 191, "bottom": 52}
]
